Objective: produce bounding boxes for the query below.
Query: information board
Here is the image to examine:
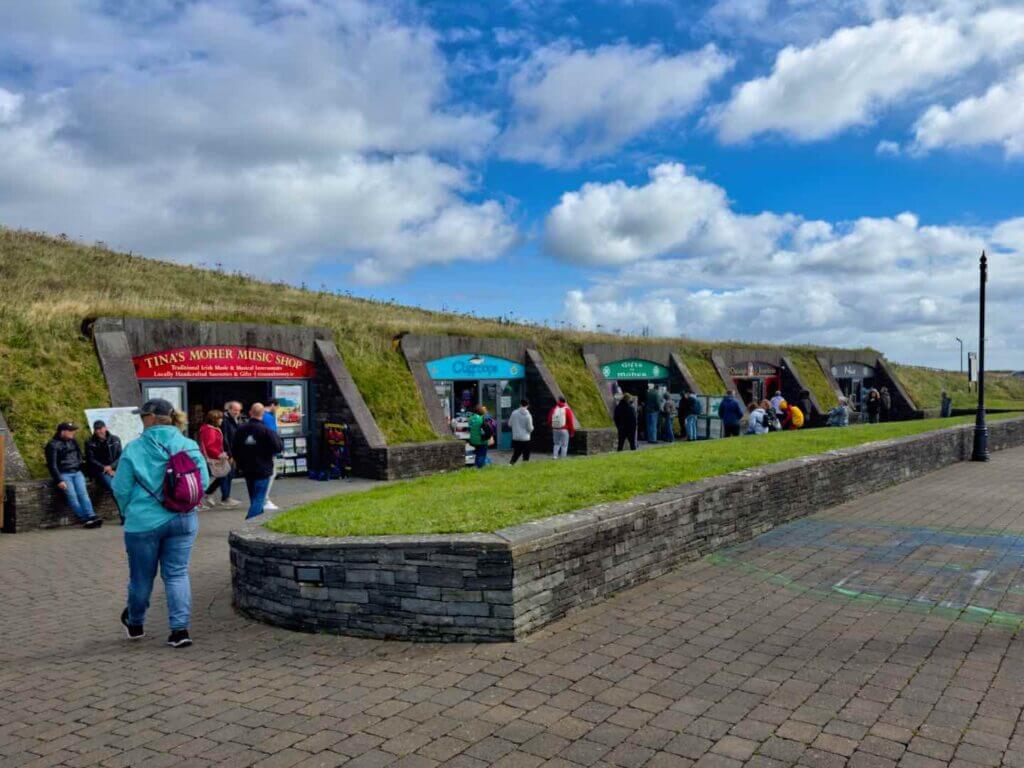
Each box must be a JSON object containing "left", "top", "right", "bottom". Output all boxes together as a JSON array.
[{"left": 83, "top": 407, "right": 145, "bottom": 445}]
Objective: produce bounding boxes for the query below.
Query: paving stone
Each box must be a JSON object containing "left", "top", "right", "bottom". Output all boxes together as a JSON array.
[{"left": 4, "top": 447, "right": 1024, "bottom": 768}]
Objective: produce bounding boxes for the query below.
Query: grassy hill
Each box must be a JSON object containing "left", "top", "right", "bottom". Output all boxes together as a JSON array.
[
  {"left": 3, "top": 228, "right": 1019, "bottom": 478},
  {"left": 893, "top": 364, "right": 1024, "bottom": 411}
]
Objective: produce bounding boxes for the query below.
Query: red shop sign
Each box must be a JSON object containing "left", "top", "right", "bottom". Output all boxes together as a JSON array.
[{"left": 133, "top": 345, "right": 316, "bottom": 380}]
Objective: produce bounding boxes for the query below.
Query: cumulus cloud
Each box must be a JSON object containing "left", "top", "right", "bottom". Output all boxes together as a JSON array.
[
  {"left": 913, "top": 67, "right": 1024, "bottom": 156},
  {"left": 712, "top": 8, "right": 1024, "bottom": 143},
  {"left": 552, "top": 164, "right": 1023, "bottom": 366},
  {"left": 0, "top": 0, "right": 515, "bottom": 283},
  {"left": 544, "top": 163, "right": 791, "bottom": 266},
  {"left": 502, "top": 43, "right": 732, "bottom": 166}
]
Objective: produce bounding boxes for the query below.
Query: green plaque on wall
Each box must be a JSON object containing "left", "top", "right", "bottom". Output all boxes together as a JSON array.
[{"left": 601, "top": 359, "right": 667, "bottom": 380}]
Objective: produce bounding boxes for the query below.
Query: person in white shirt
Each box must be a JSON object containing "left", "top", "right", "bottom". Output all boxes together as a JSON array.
[{"left": 769, "top": 391, "right": 785, "bottom": 414}]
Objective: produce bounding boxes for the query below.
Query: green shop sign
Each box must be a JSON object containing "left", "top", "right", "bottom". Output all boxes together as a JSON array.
[{"left": 601, "top": 359, "right": 667, "bottom": 380}]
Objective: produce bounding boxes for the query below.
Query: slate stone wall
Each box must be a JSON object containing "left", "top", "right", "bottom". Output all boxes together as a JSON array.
[
  {"left": 231, "top": 529, "right": 515, "bottom": 641},
  {"left": 3, "top": 479, "right": 120, "bottom": 533},
  {"left": 230, "top": 417, "right": 1024, "bottom": 642}
]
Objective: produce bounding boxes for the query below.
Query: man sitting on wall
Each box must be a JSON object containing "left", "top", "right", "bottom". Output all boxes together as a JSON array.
[
  {"left": 45, "top": 422, "right": 102, "bottom": 528},
  {"left": 232, "top": 403, "right": 284, "bottom": 520},
  {"left": 86, "top": 420, "right": 123, "bottom": 523}
]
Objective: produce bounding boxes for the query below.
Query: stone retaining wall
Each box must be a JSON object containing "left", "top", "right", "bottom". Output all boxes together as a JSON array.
[{"left": 230, "top": 417, "right": 1024, "bottom": 642}]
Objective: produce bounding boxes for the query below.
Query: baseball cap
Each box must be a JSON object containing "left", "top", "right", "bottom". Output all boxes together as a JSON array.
[
  {"left": 92, "top": 419, "right": 106, "bottom": 430},
  {"left": 133, "top": 398, "right": 175, "bottom": 417},
  {"left": 57, "top": 422, "right": 79, "bottom": 432}
]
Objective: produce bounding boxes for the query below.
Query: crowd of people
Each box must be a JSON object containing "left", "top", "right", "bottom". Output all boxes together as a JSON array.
[
  {"left": 43, "top": 397, "right": 290, "bottom": 648},
  {"left": 42, "top": 378, "right": 905, "bottom": 645}
]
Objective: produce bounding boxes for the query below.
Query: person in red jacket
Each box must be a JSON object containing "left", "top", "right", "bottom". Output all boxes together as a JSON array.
[
  {"left": 547, "top": 396, "right": 576, "bottom": 460},
  {"left": 198, "top": 410, "right": 230, "bottom": 508}
]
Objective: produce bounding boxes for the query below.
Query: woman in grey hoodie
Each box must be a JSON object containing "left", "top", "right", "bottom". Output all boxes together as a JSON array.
[{"left": 508, "top": 399, "right": 534, "bottom": 465}]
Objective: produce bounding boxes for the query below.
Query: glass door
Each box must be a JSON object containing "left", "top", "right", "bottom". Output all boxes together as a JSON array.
[{"left": 480, "top": 381, "right": 500, "bottom": 448}]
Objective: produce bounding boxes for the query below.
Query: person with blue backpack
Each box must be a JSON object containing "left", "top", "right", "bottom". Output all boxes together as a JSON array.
[{"left": 113, "top": 398, "right": 209, "bottom": 648}]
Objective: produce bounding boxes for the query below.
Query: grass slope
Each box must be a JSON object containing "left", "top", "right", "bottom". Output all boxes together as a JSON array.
[
  {"left": 3, "top": 229, "right": 1005, "bottom": 478},
  {"left": 268, "top": 414, "right": 1013, "bottom": 537},
  {"left": 893, "top": 364, "right": 1024, "bottom": 411}
]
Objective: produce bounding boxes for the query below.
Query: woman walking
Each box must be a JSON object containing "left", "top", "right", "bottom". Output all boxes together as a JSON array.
[
  {"left": 113, "top": 399, "right": 209, "bottom": 648},
  {"left": 198, "top": 409, "right": 231, "bottom": 508}
]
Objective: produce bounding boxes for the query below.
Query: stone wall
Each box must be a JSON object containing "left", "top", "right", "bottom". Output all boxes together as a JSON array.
[
  {"left": 231, "top": 530, "right": 515, "bottom": 641},
  {"left": 230, "top": 416, "right": 1024, "bottom": 642},
  {"left": 3, "top": 479, "right": 120, "bottom": 533}
]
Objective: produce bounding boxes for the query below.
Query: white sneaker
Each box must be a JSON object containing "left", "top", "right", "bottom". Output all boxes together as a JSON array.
[
  {"left": 263, "top": 500, "right": 279, "bottom": 511},
  {"left": 221, "top": 498, "right": 241, "bottom": 508},
  {"left": 201, "top": 494, "right": 216, "bottom": 509}
]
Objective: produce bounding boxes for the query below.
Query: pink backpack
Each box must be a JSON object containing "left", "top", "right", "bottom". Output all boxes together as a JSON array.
[{"left": 142, "top": 444, "right": 204, "bottom": 513}]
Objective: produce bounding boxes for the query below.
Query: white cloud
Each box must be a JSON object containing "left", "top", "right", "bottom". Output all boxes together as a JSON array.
[
  {"left": 913, "top": 67, "right": 1024, "bottom": 156},
  {"left": 876, "top": 139, "right": 902, "bottom": 155},
  {"left": 553, "top": 164, "right": 1024, "bottom": 367},
  {"left": 0, "top": 1, "right": 515, "bottom": 283},
  {"left": 544, "top": 163, "right": 791, "bottom": 266},
  {"left": 712, "top": 8, "right": 1024, "bottom": 143},
  {"left": 502, "top": 43, "right": 732, "bottom": 166}
]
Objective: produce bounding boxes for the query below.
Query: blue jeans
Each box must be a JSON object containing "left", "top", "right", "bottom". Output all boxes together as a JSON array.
[
  {"left": 220, "top": 465, "right": 234, "bottom": 501},
  {"left": 685, "top": 415, "right": 699, "bottom": 441},
  {"left": 125, "top": 512, "right": 198, "bottom": 630},
  {"left": 96, "top": 472, "right": 115, "bottom": 492},
  {"left": 662, "top": 415, "right": 675, "bottom": 443},
  {"left": 473, "top": 445, "right": 488, "bottom": 468},
  {"left": 646, "top": 411, "right": 659, "bottom": 442},
  {"left": 58, "top": 471, "right": 96, "bottom": 521},
  {"left": 245, "top": 476, "right": 271, "bottom": 519}
]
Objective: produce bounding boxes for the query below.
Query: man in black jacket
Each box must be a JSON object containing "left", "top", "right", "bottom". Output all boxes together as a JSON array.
[
  {"left": 217, "top": 401, "right": 243, "bottom": 508},
  {"left": 86, "top": 420, "right": 123, "bottom": 522},
  {"left": 232, "top": 403, "right": 284, "bottom": 520},
  {"left": 45, "top": 422, "right": 102, "bottom": 528},
  {"left": 614, "top": 394, "right": 638, "bottom": 451}
]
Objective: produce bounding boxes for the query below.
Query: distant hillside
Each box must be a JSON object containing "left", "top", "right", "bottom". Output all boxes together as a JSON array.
[{"left": 2, "top": 228, "right": 1019, "bottom": 478}]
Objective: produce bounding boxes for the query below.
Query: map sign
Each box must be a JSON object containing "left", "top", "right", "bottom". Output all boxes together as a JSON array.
[{"left": 83, "top": 407, "right": 145, "bottom": 445}]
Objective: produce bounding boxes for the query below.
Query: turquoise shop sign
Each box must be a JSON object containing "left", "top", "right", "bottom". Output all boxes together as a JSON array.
[
  {"left": 601, "top": 359, "right": 667, "bottom": 380},
  {"left": 426, "top": 354, "right": 525, "bottom": 380}
]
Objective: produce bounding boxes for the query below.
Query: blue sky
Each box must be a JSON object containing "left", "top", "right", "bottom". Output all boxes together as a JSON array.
[{"left": 1, "top": 0, "right": 1022, "bottom": 367}]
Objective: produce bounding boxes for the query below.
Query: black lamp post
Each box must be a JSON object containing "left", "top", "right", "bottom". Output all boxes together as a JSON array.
[{"left": 971, "top": 251, "right": 989, "bottom": 462}]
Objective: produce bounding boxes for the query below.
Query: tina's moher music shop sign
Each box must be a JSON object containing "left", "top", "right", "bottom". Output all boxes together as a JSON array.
[{"left": 133, "top": 346, "right": 316, "bottom": 380}]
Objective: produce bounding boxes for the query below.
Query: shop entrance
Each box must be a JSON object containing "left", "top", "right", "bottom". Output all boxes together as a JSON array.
[
  {"left": 831, "top": 363, "right": 877, "bottom": 410},
  {"left": 187, "top": 380, "right": 268, "bottom": 430},
  {"left": 601, "top": 359, "right": 674, "bottom": 442},
  {"left": 133, "top": 344, "right": 317, "bottom": 476},
  {"left": 729, "top": 362, "right": 781, "bottom": 406},
  {"left": 426, "top": 354, "right": 526, "bottom": 451},
  {"left": 613, "top": 379, "right": 670, "bottom": 441}
]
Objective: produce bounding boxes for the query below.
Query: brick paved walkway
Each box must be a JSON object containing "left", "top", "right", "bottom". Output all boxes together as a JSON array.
[{"left": 2, "top": 448, "right": 1023, "bottom": 768}]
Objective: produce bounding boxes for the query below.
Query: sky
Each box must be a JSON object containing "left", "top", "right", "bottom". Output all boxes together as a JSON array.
[{"left": 1, "top": 0, "right": 1022, "bottom": 369}]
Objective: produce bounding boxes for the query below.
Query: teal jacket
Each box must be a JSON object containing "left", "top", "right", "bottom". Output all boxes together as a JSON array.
[{"left": 113, "top": 425, "right": 210, "bottom": 533}]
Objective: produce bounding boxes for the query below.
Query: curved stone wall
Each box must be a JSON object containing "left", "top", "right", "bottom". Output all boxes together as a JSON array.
[{"left": 231, "top": 417, "right": 1024, "bottom": 642}]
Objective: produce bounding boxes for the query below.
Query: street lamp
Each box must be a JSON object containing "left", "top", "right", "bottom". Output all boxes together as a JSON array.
[
  {"left": 955, "top": 337, "right": 963, "bottom": 374},
  {"left": 971, "top": 251, "right": 989, "bottom": 462}
]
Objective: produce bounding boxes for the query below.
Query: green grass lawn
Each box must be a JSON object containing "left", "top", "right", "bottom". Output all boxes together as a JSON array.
[{"left": 267, "top": 414, "right": 1016, "bottom": 538}]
